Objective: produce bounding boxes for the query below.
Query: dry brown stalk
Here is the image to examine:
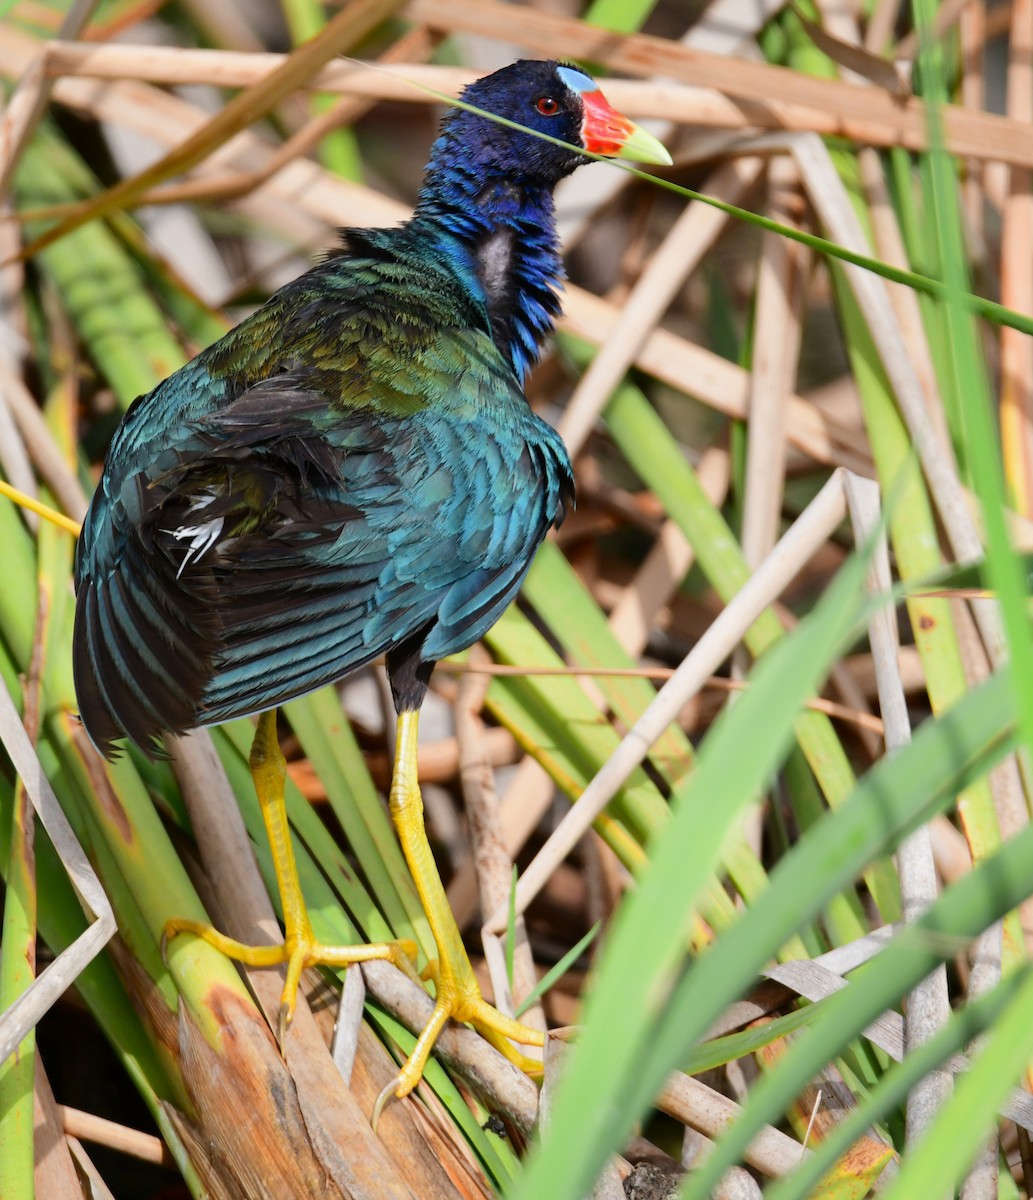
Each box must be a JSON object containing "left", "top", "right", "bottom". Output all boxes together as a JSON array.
[
  {"left": 35, "top": 1061, "right": 90, "bottom": 1200},
  {"left": 166, "top": 732, "right": 481, "bottom": 1199},
  {"left": 57, "top": 1105, "right": 170, "bottom": 1165},
  {"left": 15, "top": 0, "right": 410, "bottom": 260},
  {"left": 0, "top": 26, "right": 1029, "bottom": 167},
  {"left": 406, "top": 0, "right": 1033, "bottom": 168}
]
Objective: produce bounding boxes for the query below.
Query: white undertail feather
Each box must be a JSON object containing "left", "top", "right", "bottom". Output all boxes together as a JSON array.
[{"left": 163, "top": 493, "right": 225, "bottom": 579}]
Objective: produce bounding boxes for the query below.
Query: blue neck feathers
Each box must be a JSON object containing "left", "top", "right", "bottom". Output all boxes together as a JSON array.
[{"left": 413, "top": 133, "right": 565, "bottom": 383}]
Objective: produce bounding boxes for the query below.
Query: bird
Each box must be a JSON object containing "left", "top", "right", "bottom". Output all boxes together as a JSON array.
[{"left": 72, "top": 58, "right": 671, "bottom": 1111}]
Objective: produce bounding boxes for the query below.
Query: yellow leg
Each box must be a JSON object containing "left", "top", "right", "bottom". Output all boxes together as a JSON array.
[
  {"left": 164, "top": 710, "right": 417, "bottom": 1044},
  {"left": 374, "top": 709, "right": 545, "bottom": 1121}
]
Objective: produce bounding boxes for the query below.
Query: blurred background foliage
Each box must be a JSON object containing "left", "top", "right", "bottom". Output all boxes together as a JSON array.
[{"left": 2, "top": 0, "right": 1033, "bottom": 1198}]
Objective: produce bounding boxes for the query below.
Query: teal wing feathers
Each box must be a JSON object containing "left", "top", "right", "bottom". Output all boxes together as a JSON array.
[{"left": 73, "top": 239, "right": 573, "bottom": 754}]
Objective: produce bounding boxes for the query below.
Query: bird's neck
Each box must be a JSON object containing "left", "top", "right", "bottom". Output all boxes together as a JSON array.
[{"left": 413, "top": 150, "right": 565, "bottom": 383}]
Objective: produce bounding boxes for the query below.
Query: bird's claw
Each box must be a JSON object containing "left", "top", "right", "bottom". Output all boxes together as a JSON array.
[
  {"left": 371, "top": 1072, "right": 405, "bottom": 1132},
  {"left": 368, "top": 979, "right": 546, "bottom": 1127},
  {"left": 392, "top": 939, "right": 422, "bottom": 982},
  {"left": 277, "top": 999, "right": 293, "bottom": 1048}
]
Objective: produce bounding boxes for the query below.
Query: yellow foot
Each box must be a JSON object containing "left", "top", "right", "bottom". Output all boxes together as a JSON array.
[
  {"left": 162, "top": 917, "right": 418, "bottom": 1044},
  {"left": 371, "top": 967, "right": 545, "bottom": 1128}
]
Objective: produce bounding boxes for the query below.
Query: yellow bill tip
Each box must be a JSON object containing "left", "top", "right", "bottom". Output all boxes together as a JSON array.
[{"left": 614, "top": 121, "right": 673, "bottom": 167}]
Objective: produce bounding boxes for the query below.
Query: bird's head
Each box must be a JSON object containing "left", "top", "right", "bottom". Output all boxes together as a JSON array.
[{"left": 443, "top": 59, "right": 672, "bottom": 185}]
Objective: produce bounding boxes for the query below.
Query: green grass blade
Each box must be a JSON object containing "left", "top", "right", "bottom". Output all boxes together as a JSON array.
[
  {"left": 511, "top": 531, "right": 875, "bottom": 1200},
  {"left": 762, "top": 966, "right": 1030, "bottom": 1200},
  {"left": 514, "top": 921, "right": 600, "bottom": 1019},
  {"left": 672, "top": 673, "right": 1019, "bottom": 1197},
  {"left": 600, "top": 370, "right": 896, "bottom": 925},
  {"left": 523, "top": 540, "right": 695, "bottom": 799},
  {"left": 909, "top": 0, "right": 1033, "bottom": 764},
  {"left": 0, "top": 782, "right": 37, "bottom": 1200},
  {"left": 18, "top": 130, "right": 188, "bottom": 402},
  {"left": 877, "top": 965, "right": 1033, "bottom": 1199}
]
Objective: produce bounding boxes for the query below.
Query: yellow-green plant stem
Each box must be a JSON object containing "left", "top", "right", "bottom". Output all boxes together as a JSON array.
[
  {"left": 483, "top": 606, "right": 667, "bottom": 839},
  {"left": 18, "top": 131, "right": 188, "bottom": 403},
  {"left": 0, "top": 780, "right": 37, "bottom": 1200},
  {"left": 513, "top": 522, "right": 879, "bottom": 1200},
  {"left": 0, "top": 477, "right": 55, "bottom": 1200},
  {"left": 0, "top": 461, "right": 65, "bottom": 1198},
  {"left": 787, "top": 12, "right": 1007, "bottom": 883},
  {"left": 916, "top": 0, "right": 1033, "bottom": 804},
  {"left": 0, "top": 728, "right": 203, "bottom": 1194},
  {"left": 45, "top": 710, "right": 256, "bottom": 1051},
  {"left": 281, "top": 0, "right": 365, "bottom": 180},
  {"left": 583, "top": 0, "right": 660, "bottom": 32},
  {"left": 833, "top": 269, "right": 1011, "bottom": 849},
  {"left": 519, "top": 542, "right": 811, "bottom": 952},
  {"left": 0, "top": 500, "right": 37, "bottom": 670},
  {"left": 596, "top": 367, "right": 899, "bottom": 927}
]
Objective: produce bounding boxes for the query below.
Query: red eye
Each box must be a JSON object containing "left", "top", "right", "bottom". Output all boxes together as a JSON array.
[{"left": 535, "top": 96, "right": 560, "bottom": 116}]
